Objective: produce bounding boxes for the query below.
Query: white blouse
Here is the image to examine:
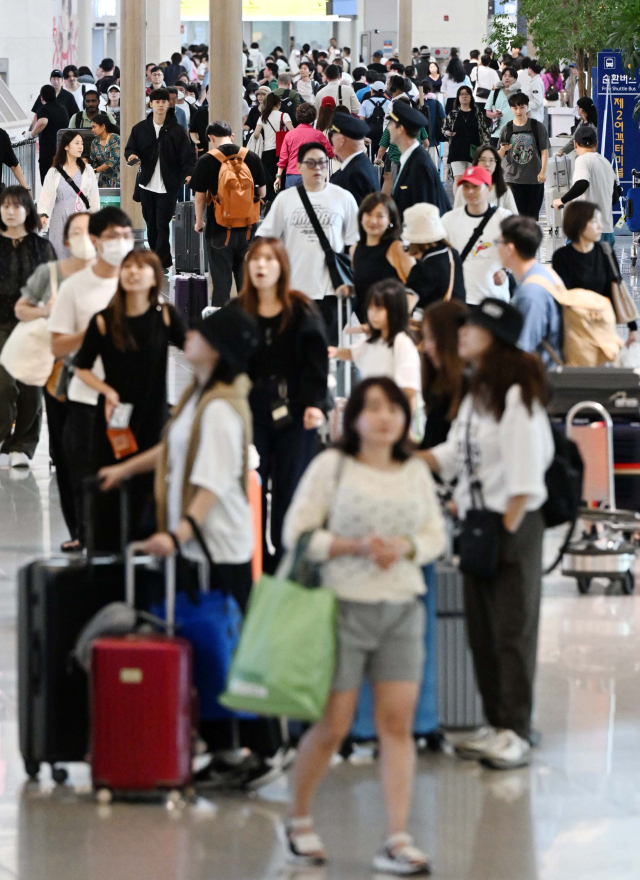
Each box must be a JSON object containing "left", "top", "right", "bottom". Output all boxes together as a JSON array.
[
  {"left": 351, "top": 332, "right": 422, "bottom": 392},
  {"left": 431, "top": 386, "right": 555, "bottom": 520},
  {"left": 257, "top": 109, "right": 292, "bottom": 151},
  {"left": 283, "top": 449, "right": 446, "bottom": 603}
]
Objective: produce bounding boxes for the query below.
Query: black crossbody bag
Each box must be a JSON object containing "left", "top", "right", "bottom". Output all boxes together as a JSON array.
[
  {"left": 457, "top": 410, "right": 503, "bottom": 581},
  {"left": 58, "top": 167, "right": 91, "bottom": 210},
  {"left": 459, "top": 206, "right": 497, "bottom": 263},
  {"left": 297, "top": 185, "right": 354, "bottom": 289}
]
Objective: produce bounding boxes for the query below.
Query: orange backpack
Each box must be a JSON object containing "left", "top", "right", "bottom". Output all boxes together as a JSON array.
[{"left": 207, "top": 147, "right": 260, "bottom": 241}]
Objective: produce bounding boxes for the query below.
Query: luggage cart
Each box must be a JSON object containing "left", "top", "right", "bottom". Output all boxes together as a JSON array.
[{"left": 561, "top": 401, "right": 638, "bottom": 594}]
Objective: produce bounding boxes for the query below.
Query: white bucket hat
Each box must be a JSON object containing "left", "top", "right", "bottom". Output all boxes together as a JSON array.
[{"left": 402, "top": 202, "right": 447, "bottom": 244}]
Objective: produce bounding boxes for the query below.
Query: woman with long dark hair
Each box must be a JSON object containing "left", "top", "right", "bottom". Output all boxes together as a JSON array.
[
  {"left": 330, "top": 278, "right": 422, "bottom": 410},
  {"left": 282, "top": 376, "right": 445, "bottom": 874},
  {"left": 427, "top": 60, "right": 442, "bottom": 93},
  {"left": 0, "top": 186, "right": 55, "bottom": 469},
  {"left": 453, "top": 144, "right": 518, "bottom": 212},
  {"left": 346, "top": 192, "right": 415, "bottom": 322},
  {"left": 74, "top": 249, "right": 186, "bottom": 548},
  {"left": 235, "top": 237, "right": 328, "bottom": 572},
  {"left": 252, "top": 91, "right": 293, "bottom": 199},
  {"left": 38, "top": 130, "right": 100, "bottom": 257},
  {"left": 90, "top": 112, "right": 121, "bottom": 188},
  {"left": 442, "top": 54, "right": 471, "bottom": 113},
  {"left": 443, "top": 85, "right": 491, "bottom": 191},
  {"left": 558, "top": 96, "right": 598, "bottom": 156},
  {"left": 423, "top": 298, "right": 554, "bottom": 771}
]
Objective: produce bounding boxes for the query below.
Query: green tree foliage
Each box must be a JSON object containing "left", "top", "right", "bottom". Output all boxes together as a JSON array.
[
  {"left": 484, "top": 15, "right": 524, "bottom": 58},
  {"left": 608, "top": 0, "right": 640, "bottom": 72},
  {"left": 518, "top": 0, "right": 616, "bottom": 95}
]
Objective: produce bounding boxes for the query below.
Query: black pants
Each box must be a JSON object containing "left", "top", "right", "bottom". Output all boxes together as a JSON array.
[
  {"left": 463, "top": 510, "right": 545, "bottom": 739},
  {"left": 253, "top": 412, "right": 318, "bottom": 574},
  {"left": 207, "top": 226, "right": 253, "bottom": 306},
  {"left": 0, "top": 328, "right": 43, "bottom": 458},
  {"left": 39, "top": 157, "right": 53, "bottom": 185},
  {"left": 262, "top": 148, "right": 278, "bottom": 203},
  {"left": 45, "top": 390, "right": 77, "bottom": 540},
  {"left": 63, "top": 401, "right": 97, "bottom": 545},
  {"left": 317, "top": 294, "right": 340, "bottom": 347},
  {"left": 508, "top": 182, "right": 545, "bottom": 220},
  {"left": 139, "top": 188, "right": 177, "bottom": 269}
]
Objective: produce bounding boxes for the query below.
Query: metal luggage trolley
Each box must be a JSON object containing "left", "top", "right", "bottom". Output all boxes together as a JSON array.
[{"left": 561, "top": 401, "right": 639, "bottom": 595}]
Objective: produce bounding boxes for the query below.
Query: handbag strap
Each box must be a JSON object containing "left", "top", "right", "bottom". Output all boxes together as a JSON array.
[
  {"left": 460, "top": 207, "right": 497, "bottom": 263},
  {"left": 386, "top": 241, "right": 409, "bottom": 284},
  {"left": 321, "top": 453, "right": 347, "bottom": 529},
  {"left": 297, "top": 185, "right": 334, "bottom": 261},
  {"left": 599, "top": 241, "right": 622, "bottom": 282},
  {"left": 58, "top": 167, "right": 91, "bottom": 210},
  {"left": 184, "top": 513, "right": 215, "bottom": 567},
  {"left": 444, "top": 248, "right": 455, "bottom": 301}
]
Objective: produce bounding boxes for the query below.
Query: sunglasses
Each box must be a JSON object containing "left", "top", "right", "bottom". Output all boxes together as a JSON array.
[{"left": 301, "top": 159, "right": 328, "bottom": 170}]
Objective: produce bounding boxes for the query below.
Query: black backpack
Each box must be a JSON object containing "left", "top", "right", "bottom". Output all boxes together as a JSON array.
[
  {"left": 365, "top": 97, "right": 386, "bottom": 133},
  {"left": 335, "top": 85, "right": 351, "bottom": 115},
  {"left": 279, "top": 89, "right": 299, "bottom": 127},
  {"left": 545, "top": 85, "right": 559, "bottom": 101},
  {"left": 542, "top": 425, "right": 584, "bottom": 574}
]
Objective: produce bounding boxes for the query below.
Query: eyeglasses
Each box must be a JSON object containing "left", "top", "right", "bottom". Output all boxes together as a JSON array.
[
  {"left": 493, "top": 238, "right": 506, "bottom": 246},
  {"left": 301, "top": 159, "right": 329, "bottom": 170}
]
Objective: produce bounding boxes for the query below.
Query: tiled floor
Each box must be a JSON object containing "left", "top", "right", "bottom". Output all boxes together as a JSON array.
[{"left": 1, "top": 238, "right": 639, "bottom": 878}]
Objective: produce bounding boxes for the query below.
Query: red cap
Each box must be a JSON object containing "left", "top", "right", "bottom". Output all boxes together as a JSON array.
[
  {"left": 459, "top": 166, "right": 492, "bottom": 187},
  {"left": 321, "top": 96, "right": 336, "bottom": 107}
]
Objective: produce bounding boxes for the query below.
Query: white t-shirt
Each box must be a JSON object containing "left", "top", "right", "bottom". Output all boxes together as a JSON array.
[
  {"left": 257, "top": 183, "right": 359, "bottom": 300},
  {"left": 360, "top": 95, "right": 390, "bottom": 119},
  {"left": 296, "top": 78, "right": 315, "bottom": 103},
  {"left": 352, "top": 332, "right": 422, "bottom": 392},
  {"left": 431, "top": 387, "right": 555, "bottom": 520},
  {"left": 442, "top": 74, "right": 472, "bottom": 100},
  {"left": 473, "top": 65, "right": 500, "bottom": 100},
  {"left": 259, "top": 109, "right": 292, "bottom": 151},
  {"left": 48, "top": 266, "right": 119, "bottom": 405},
  {"left": 64, "top": 84, "right": 85, "bottom": 111},
  {"left": 441, "top": 206, "right": 512, "bottom": 305},
  {"left": 167, "top": 397, "right": 253, "bottom": 564},
  {"left": 573, "top": 151, "right": 617, "bottom": 233},
  {"left": 139, "top": 121, "right": 166, "bottom": 194}
]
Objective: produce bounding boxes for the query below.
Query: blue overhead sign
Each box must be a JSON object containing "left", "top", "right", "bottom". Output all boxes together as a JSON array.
[{"left": 595, "top": 51, "right": 640, "bottom": 213}]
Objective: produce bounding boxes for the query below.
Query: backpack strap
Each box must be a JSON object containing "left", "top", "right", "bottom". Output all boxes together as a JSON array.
[{"left": 209, "top": 148, "right": 229, "bottom": 163}]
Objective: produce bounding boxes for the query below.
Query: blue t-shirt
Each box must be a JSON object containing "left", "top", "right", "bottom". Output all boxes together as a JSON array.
[{"left": 514, "top": 262, "right": 563, "bottom": 367}]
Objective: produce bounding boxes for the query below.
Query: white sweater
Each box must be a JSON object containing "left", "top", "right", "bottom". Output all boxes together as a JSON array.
[
  {"left": 431, "top": 386, "right": 554, "bottom": 520},
  {"left": 283, "top": 449, "right": 446, "bottom": 603},
  {"left": 38, "top": 165, "right": 101, "bottom": 219}
]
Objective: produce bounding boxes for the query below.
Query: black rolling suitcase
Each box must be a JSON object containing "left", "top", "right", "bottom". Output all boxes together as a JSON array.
[
  {"left": 547, "top": 368, "right": 640, "bottom": 417},
  {"left": 17, "top": 482, "right": 157, "bottom": 783},
  {"left": 172, "top": 201, "right": 208, "bottom": 274}
]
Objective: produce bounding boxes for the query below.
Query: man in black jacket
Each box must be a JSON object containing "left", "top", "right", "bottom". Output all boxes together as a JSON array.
[
  {"left": 388, "top": 101, "right": 451, "bottom": 219},
  {"left": 329, "top": 114, "right": 379, "bottom": 205},
  {"left": 125, "top": 88, "right": 196, "bottom": 269}
]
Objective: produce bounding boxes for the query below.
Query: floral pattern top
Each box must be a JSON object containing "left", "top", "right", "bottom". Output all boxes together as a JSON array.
[{"left": 90, "top": 133, "right": 120, "bottom": 188}]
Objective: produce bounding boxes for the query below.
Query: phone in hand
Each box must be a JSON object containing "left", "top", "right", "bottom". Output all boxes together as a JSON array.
[{"left": 126, "top": 156, "right": 140, "bottom": 166}]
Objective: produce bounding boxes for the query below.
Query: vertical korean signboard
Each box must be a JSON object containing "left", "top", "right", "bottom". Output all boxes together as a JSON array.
[{"left": 596, "top": 51, "right": 640, "bottom": 218}]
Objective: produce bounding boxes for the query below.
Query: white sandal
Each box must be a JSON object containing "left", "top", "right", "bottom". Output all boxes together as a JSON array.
[
  {"left": 372, "top": 832, "right": 432, "bottom": 876},
  {"left": 282, "top": 817, "right": 327, "bottom": 866}
]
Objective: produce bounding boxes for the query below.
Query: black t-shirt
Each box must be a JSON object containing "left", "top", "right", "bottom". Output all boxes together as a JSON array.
[
  {"left": 36, "top": 101, "right": 70, "bottom": 161},
  {"left": 189, "top": 103, "right": 209, "bottom": 154},
  {"left": 448, "top": 110, "right": 481, "bottom": 162},
  {"left": 368, "top": 63, "right": 388, "bottom": 74},
  {"left": 32, "top": 90, "right": 77, "bottom": 118},
  {"left": 0, "top": 128, "right": 18, "bottom": 170},
  {"left": 189, "top": 145, "right": 267, "bottom": 236}
]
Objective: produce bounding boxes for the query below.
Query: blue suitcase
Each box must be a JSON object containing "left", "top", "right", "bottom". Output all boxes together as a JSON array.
[
  {"left": 351, "top": 565, "right": 439, "bottom": 741},
  {"left": 626, "top": 187, "right": 640, "bottom": 233}
]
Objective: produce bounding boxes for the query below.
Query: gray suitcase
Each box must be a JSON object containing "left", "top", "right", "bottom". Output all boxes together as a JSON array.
[
  {"left": 548, "top": 368, "right": 640, "bottom": 417},
  {"left": 172, "top": 201, "right": 208, "bottom": 274},
  {"left": 435, "top": 562, "right": 484, "bottom": 729}
]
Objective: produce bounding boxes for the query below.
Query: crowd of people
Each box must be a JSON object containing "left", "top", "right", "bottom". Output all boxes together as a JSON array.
[{"left": 0, "top": 34, "right": 629, "bottom": 878}]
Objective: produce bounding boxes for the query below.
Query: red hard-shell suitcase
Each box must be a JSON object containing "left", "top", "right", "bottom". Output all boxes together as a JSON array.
[{"left": 90, "top": 546, "right": 193, "bottom": 795}]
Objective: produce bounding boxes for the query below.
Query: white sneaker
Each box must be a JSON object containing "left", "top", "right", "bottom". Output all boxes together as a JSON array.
[
  {"left": 480, "top": 729, "right": 531, "bottom": 770},
  {"left": 454, "top": 726, "right": 497, "bottom": 760},
  {"left": 9, "top": 452, "right": 30, "bottom": 469}
]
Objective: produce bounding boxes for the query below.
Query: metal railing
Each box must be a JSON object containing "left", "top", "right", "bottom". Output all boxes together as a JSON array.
[{"left": 1, "top": 136, "right": 37, "bottom": 192}]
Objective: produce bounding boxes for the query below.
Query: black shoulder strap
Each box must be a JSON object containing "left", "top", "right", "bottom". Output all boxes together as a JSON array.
[
  {"left": 58, "top": 167, "right": 91, "bottom": 210},
  {"left": 460, "top": 207, "right": 498, "bottom": 263},
  {"left": 297, "top": 185, "right": 333, "bottom": 258},
  {"left": 531, "top": 119, "right": 542, "bottom": 156},
  {"left": 504, "top": 120, "right": 513, "bottom": 141}
]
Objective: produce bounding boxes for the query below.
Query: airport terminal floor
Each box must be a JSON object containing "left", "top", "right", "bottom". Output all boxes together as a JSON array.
[{"left": 1, "top": 266, "right": 640, "bottom": 879}]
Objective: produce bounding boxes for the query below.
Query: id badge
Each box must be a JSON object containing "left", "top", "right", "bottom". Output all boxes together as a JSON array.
[{"left": 271, "top": 397, "right": 293, "bottom": 429}]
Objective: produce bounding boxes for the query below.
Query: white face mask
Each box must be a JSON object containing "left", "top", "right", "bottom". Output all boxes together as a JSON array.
[
  {"left": 184, "top": 94, "right": 196, "bottom": 104},
  {"left": 100, "top": 238, "right": 134, "bottom": 267},
  {"left": 68, "top": 234, "right": 97, "bottom": 260}
]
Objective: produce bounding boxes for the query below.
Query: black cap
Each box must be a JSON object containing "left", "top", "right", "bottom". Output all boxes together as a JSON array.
[
  {"left": 574, "top": 124, "right": 598, "bottom": 147},
  {"left": 195, "top": 305, "right": 259, "bottom": 372},
  {"left": 331, "top": 114, "right": 369, "bottom": 139},
  {"left": 388, "top": 100, "right": 425, "bottom": 132},
  {"left": 466, "top": 298, "right": 523, "bottom": 348},
  {"left": 51, "top": 69, "right": 64, "bottom": 78}
]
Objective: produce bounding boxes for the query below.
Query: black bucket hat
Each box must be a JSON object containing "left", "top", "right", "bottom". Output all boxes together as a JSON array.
[{"left": 466, "top": 297, "right": 523, "bottom": 348}]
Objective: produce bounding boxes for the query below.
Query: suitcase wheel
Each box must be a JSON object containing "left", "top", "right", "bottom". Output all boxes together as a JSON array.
[
  {"left": 96, "top": 787, "right": 113, "bottom": 805},
  {"left": 51, "top": 765, "right": 68, "bottom": 786},
  {"left": 165, "top": 789, "right": 189, "bottom": 811},
  {"left": 577, "top": 577, "right": 592, "bottom": 595},
  {"left": 24, "top": 760, "right": 40, "bottom": 781},
  {"left": 620, "top": 570, "right": 635, "bottom": 595}
]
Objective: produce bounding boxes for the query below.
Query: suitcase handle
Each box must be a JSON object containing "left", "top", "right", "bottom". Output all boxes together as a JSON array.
[{"left": 126, "top": 543, "right": 177, "bottom": 636}]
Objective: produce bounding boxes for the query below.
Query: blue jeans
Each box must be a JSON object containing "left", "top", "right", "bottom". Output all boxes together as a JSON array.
[{"left": 285, "top": 174, "right": 303, "bottom": 189}]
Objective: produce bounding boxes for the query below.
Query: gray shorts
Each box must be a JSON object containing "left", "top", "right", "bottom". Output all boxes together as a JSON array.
[{"left": 332, "top": 598, "right": 426, "bottom": 693}]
